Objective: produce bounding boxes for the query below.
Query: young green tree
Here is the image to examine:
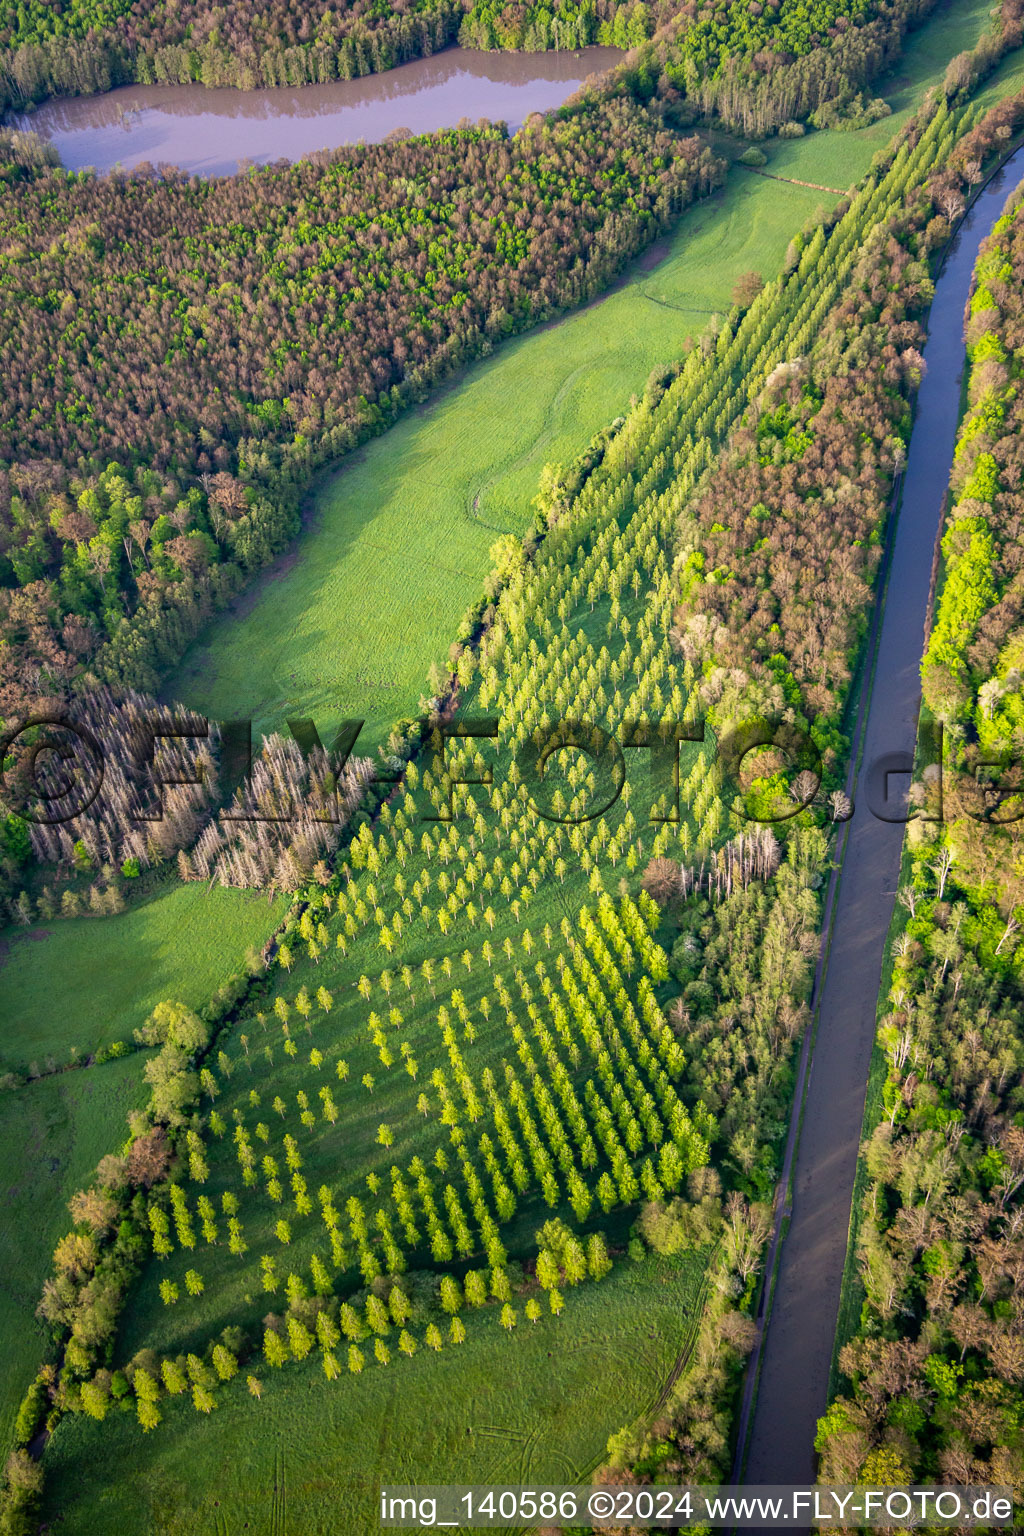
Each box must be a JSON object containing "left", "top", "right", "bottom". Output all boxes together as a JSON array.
[
  {"left": 586, "top": 1232, "right": 612, "bottom": 1281},
  {"left": 212, "top": 1344, "right": 238, "bottom": 1382},
  {"left": 464, "top": 1270, "right": 488, "bottom": 1308},
  {"left": 264, "top": 1328, "right": 289, "bottom": 1369},
  {"left": 439, "top": 1276, "right": 462, "bottom": 1315}
]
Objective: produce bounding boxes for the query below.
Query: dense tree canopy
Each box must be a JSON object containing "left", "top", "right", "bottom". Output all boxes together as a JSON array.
[
  {"left": 0, "top": 0, "right": 945, "bottom": 133},
  {"left": 0, "top": 0, "right": 660, "bottom": 107}
]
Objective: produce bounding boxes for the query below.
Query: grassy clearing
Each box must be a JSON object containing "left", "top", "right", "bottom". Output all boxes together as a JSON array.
[
  {"left": 44, "top": 1248, "right": 704, "bottom": 1536},
  {"left": 165, "top": 170, "right": 830, "bottom": 753},
  {"left": 0, "top": 1055, "right": 150, "bottom": 1444},
  {"left": 0, "top": 884, "right": 286, "bottom": 1071}
]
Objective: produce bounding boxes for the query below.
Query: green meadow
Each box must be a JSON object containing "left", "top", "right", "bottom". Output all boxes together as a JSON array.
[
  {"left": 45, "top": 1248, "right": 705, "bottom": 1536},
  {"left": 0, "top": 884, "right": 285, "bottom": 1071},
  {"left": 0, "top": 1056, "right": 150, "bottom": 1444}
]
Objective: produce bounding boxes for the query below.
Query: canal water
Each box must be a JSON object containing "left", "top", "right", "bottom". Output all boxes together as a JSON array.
[{"left": 742, "top": 141, "right": 1024, "bottom": 1525}]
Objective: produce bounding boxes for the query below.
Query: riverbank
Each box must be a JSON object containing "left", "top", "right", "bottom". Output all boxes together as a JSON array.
[{"left": 741, "top": 129, "right": 1024, "bottom": 1507}]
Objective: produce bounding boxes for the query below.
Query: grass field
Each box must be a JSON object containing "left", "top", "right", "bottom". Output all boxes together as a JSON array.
[
  {"left": 0, "top": 884, "right": 286, "bottom": 1072},
  {"left": 165, "top": 176, "right": 832, "bottom": 753},
  {"left": 0, "top": 1055, "right": 151, "bottom": 1445},
  {"left": 44, "top": 1248, "right": 704, "bottom": 1536}
]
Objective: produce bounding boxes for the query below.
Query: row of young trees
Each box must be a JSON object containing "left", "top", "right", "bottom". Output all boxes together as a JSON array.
[
  {"left": 817, "top": 174, "right": 1024, "bottom": 1495},
  {"left": 434, "top": 71, "right": 1024, "bottom": 1499}
]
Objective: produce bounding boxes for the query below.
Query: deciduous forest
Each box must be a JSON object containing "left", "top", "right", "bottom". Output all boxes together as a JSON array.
[{"left": 0, "top": 0, "right": 953, "bottom": 135}]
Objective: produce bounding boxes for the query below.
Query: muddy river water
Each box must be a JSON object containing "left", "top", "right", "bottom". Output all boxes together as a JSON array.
[{"left": 11, "top": 45, "right": 623, "bottom": 175}]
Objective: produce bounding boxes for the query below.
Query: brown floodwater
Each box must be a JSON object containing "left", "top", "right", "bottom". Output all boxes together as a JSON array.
[{"left": 12, "top": 46, "right": 624, "bottom": 176}]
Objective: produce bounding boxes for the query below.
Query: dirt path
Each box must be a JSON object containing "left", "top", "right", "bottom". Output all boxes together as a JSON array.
[
  {"left": 735, "top": 143, "right": 1024, "bottom": 1529},
  {"left": 747, "top": 167, "right": 849, "bottom": 195}
]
